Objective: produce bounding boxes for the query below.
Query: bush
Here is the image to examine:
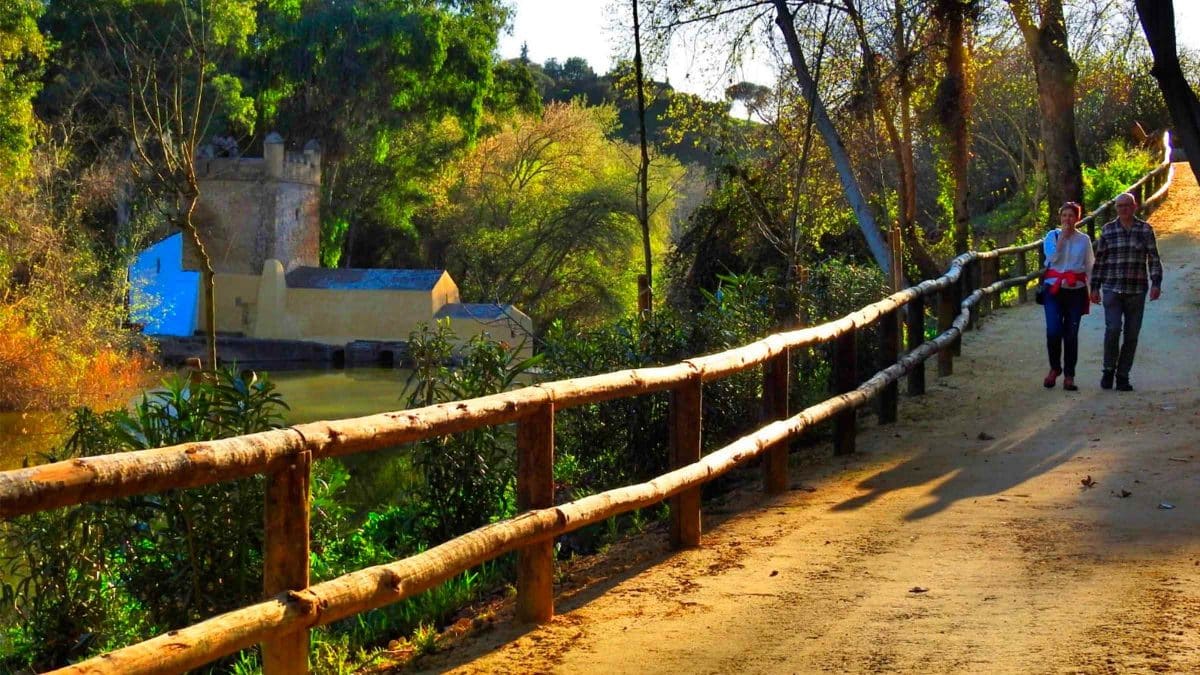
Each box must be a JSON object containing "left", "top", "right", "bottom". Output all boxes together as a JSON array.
[
  {"left": 0, "top": 369, "right": 288, "bottom": 671},
  {"left": 0, "top": 306, "right": 152, "bottom": 411},
  {"left": 1083, "top": 140, "right": 1156, "bottom": 211}
]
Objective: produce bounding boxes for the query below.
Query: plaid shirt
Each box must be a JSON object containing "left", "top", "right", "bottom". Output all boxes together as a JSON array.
[{"left": 1091, "top": 218, "right": 1163, "bottom": 294}]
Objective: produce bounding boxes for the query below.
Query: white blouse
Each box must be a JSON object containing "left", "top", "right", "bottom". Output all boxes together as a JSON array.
[{"left": 1043, "top": 229, "right": 1095, "bottom": 290}]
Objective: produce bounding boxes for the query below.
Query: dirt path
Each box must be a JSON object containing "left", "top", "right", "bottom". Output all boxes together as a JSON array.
[{"left": 421, "top": 166, "right": 1200, "bottom": 674}]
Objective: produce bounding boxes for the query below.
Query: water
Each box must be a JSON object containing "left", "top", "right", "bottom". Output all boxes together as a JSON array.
[
  {"left": 0, "top": 368, "right": 417, "bottom": 471},
  {"left": 269, "top": 368, "right": 415, "bottom": 424}
]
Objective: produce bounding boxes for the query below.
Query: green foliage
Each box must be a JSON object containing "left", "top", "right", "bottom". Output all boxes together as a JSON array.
[
  {"left": 0, "top": 0, "right": 46, "bottom": 179},
  {"left": 422, "top": 101, "right": 684, "bottom": 327},
  {"left": 320, "top": 217, "right": 350, "bottom": 268},
  {"left": 1083, "top": 141, "right": 1156, "bottom": 211},
  {"left": 249, "top": 0, "right": 513, "bottom": 268},
  {"left": 402, "top": 320, "right": 542, "bottom": 541},
  {"left": 0, "top": 368, "right": 287, "bottom": 671}
]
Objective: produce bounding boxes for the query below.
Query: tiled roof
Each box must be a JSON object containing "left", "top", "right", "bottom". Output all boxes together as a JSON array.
[
  {"left": 435, "top": 303, "right": 514, "bottom": 321},
  {"left": 286, "top": 267, "right": 445, "bottom": 291}
]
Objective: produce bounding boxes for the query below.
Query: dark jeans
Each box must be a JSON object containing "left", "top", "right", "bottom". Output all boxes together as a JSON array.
[
  {"left": 1102, "top": 290, "right": 1147, "bottom": 380},
  {"left": 1043, "top": 286, "right": 1088, "bottom": 376}
]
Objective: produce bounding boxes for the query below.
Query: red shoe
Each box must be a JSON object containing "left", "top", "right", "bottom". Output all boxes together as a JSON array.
[{"left": 1043, "top": 368, "right": 1061, "bottom": 388}]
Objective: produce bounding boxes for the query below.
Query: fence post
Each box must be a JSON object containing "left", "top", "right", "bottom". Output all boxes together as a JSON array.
[
  {"left": 762, "top": 350, "right": 790, "bottom": 494},
  {"left": 951, "top": 263, "right": 964, "bottom": 355},
  {"left": 517, "top": 402, "right": 555, "bottom": 623},
  {"left": 879, "top": 309, "right": 899, "bottom": 424},
  {"left": 967, "top": 258, "right": 982, "bottom": 330},
  {"left": 978, "top": 257, "right": 993, "bottom": 316},
  {"left": 1016, "top": 250, "right": 1028, "bottom": 304},
  {"left": 670, "top": 373, "right": 703, "bottom": 547},
  {"left": 263, "top": 449, "right": 312, "bottom": 675},
  {"left": 938, "top": 284, "right": 955, "bottom": 376},
  {"left": 906, "top": 294, "right": 926, "bottom": 395},
  {"left": 833, "top": 327, "right": 858, "bottom": 455},
  {"left": 986, "top": 257, "right": 1001, "bottom": 311}
]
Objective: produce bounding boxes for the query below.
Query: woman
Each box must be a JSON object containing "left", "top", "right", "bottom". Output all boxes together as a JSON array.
[{"left": 1043, "top": 202, "right": 1094, "bottom": 390}]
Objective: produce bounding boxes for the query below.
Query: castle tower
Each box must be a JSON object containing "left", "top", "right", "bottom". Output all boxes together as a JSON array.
[{"left": 184, "top": 133, "right": 322, "bottom": 275}]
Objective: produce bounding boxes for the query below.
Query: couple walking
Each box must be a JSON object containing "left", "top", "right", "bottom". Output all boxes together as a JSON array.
[{"left": 1041, "top": 192, "right": 1163, "bottom": 392}]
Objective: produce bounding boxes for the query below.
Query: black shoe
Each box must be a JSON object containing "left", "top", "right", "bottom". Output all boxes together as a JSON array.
[
  {"left": 1100, "top": 371, "right": 1114, "bottom": 390},
  {"left": 1116, "top": 380, "right": 1134, "bottom": 392}
]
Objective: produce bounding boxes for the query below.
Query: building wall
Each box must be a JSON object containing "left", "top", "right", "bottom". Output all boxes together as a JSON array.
[
  {"left": 281, "top": 287, "right": 435, "bottom": 345},
  {"left": 128, "top": 233, "right": 200, "bottom": 336},
  {"left": 270, "top": 180, "right": 321, "bottom": 272},
  {"left": 430, "top": 273, "right": 461, "bottom": 314},
  {"left": 184, "top": 148, "right": 321, "bottom": 275},
  {"left": 186, "top": 177, "right": 268, "bottom": 274},
  {"left": 208, "top": 273, "right": 264, "bottom": 335}
]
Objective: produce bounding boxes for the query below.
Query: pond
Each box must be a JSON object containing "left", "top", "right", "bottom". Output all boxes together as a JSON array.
[{"left": 0, "top": 368, "right": 417, "bottom": 471}]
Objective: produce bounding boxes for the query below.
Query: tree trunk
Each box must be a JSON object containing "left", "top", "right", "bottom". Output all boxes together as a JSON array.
[
  {"left": 1008, "top": 0, "right": 1083, "bottom": 225},
  {"left": 938, "top": 0, "right": 973, "bottom": 254},
  {"left": 892, "top": 0, "right": 939, "bottom": 281},
  {"left": 772, "top": 0, "right": 892, "bottom": 277},
  {"left": 633, "top": 0, "right": 654, "bottom": 315},
  {"left": 182, "top": 194, "right": 218, "bottom": 370},
  {"left": 1134, "top": 0, "right": 1200, "bottom": 185}
]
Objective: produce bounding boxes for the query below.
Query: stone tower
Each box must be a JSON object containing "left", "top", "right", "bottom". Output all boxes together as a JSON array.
[{"left": 184, "top": 133, "right": 322, "bottom": 274}]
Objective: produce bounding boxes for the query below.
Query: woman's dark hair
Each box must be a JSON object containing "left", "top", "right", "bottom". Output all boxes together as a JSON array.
[{"left": 1059, "top": 201, "right": 1082, "bottom": 219}]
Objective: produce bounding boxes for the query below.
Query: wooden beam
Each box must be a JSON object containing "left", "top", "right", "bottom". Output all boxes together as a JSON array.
[
  {"left": 762, "top": 350, "right": 790, "bottom": 493},
  {"left": 833, "top": 328, "right": 858, "bottom": 455},
  {"left": 262, "top": 450, "right": 311, "bottom": 675},
  {"left": 879, "top": 309, "right": 899, "bottom": 424},
  {"left": 517, "top": 402, "right": 555, "bottom": 623},
  {"left": 670, "top": 371, "right": 703, "bottom": 547},
  {"left": 906, "top": 294, "right": 926, "bottom": 396}
]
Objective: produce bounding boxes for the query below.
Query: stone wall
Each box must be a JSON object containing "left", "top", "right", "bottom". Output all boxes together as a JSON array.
[{"left": 184, "top": 141, "right": 321, "bottom": 275}]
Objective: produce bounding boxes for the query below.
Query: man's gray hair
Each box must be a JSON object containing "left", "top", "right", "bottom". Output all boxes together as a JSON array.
[{"left": 1116, "top": 192, "right": 1138, "bottom": 205}]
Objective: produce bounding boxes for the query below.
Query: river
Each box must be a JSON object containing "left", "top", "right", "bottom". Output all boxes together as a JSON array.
[{"left": 0, "top": 368, "right": 417, "bottom": 471}]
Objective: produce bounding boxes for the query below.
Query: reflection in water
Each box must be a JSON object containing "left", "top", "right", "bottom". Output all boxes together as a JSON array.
[
  {"left": 269, "top": 368, "right": 415, "bottom": 424},
  {"left": 0, "top": 369, "right": 417, "bottom": 471},
  {"left": 0, "top": 411, "right": 68, "bottom": 471}
]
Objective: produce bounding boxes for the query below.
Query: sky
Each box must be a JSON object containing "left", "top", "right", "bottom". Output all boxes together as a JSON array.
[{"left": 497, "top": 0, "right": 1200, "bottom": 102}]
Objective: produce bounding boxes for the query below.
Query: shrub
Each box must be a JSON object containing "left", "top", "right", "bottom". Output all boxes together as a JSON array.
[
  {"left": 0, "top": 369, "right": 288, "bottom": 671},
  {"left": 1083, "top": 140, "right": 1156, "bottom": 211}
]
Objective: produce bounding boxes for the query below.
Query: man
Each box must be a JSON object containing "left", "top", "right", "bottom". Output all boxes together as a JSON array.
[{"left": 1089, "top": 192, "right": 1163, "bottom": 391}]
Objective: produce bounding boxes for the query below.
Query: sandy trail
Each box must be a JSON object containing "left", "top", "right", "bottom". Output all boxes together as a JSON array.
[{"left": 421, "top": 166, "right": 1200, "bottom": 674}]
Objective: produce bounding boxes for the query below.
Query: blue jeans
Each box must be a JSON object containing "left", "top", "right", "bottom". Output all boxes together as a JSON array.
[
  {"left": 1102, "top": 290, "right": 1147, "bottom": 380},
  {"left": 1044, "top": 286, "right": 1087, "bottom": 376}
]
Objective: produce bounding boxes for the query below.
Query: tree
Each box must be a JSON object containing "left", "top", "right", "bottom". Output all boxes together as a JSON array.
[
  {"left": 840, "top": 0, "right": 938, "bottom": 280},
  {"left": 92, "top": 0, "right": 257, "bottom": 369},
  {"left": 632, "top": 0, "right": 654, "bottom": 313},
  {"left": 1134, "top": 0, "right": 1200, "bottom": 186},
  {"left": 934, "top": 0, "right": 976, "bottom": 254},
  {"left": 725, "top": 81, "right": 771, "bottom": 121},
  {"left": 249, "top": 0, "right": 512, "bottom": 268},
  {"left": 422, "top": 102, "right": 682, "bottom": 327},
  {"left": 771, "top": 0, "right": 893, "bottom": 277},
  {"left": 1005, "top": 0, "right": 1084, "bottom": 222},
  {"left": 645, "top": 0, "right": 893, "bottom": 277},
  {"left": 0, "top": 0, "right": 46, "bottom": 180}
]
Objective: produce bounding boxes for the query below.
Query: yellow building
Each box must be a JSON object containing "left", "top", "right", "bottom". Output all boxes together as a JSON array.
[{"left": 130, "top": 133, "right": 532, "bottom": 361}]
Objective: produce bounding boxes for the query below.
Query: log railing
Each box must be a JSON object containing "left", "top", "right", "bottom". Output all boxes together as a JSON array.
[{"left": 1, "top": 132, "right": 1173, "bottom": 675}]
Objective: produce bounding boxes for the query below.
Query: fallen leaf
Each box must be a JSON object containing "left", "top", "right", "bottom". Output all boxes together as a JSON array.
[
  {"left": 909, "top": 586, "right": 929, "bottom": 593},
  {"left": 1168, "top": 457, "right": 1190, "bottom": 462},
  {"left": 1158, "top": 502, "right": 1175, "bottom": 510},
  {"left": 977, "top": 432, "right": 995, "bottom": 441},
  {"left": 769, "top": 570, "right": 779, "bottom": 577},
  {"left": 1081, "top": 475, "right": 1097, "bottom": 488},
  {"left": 1119, "top": 490, "right": 1132, "bottom": 498}
]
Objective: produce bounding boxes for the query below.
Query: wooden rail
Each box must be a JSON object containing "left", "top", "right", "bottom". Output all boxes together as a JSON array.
[{"left": 3, "top": 133, "right": 1173, "bottom": 675}]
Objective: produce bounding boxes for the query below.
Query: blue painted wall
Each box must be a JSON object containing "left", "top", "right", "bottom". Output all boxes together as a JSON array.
[{"left": 128, "top": 233, "right": 200, "bottom": 336}]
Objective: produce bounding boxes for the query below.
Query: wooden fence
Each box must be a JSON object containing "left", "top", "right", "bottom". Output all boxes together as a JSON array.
[{"left": 1, "top": 133, "right": 1173, "bottom": 675}]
